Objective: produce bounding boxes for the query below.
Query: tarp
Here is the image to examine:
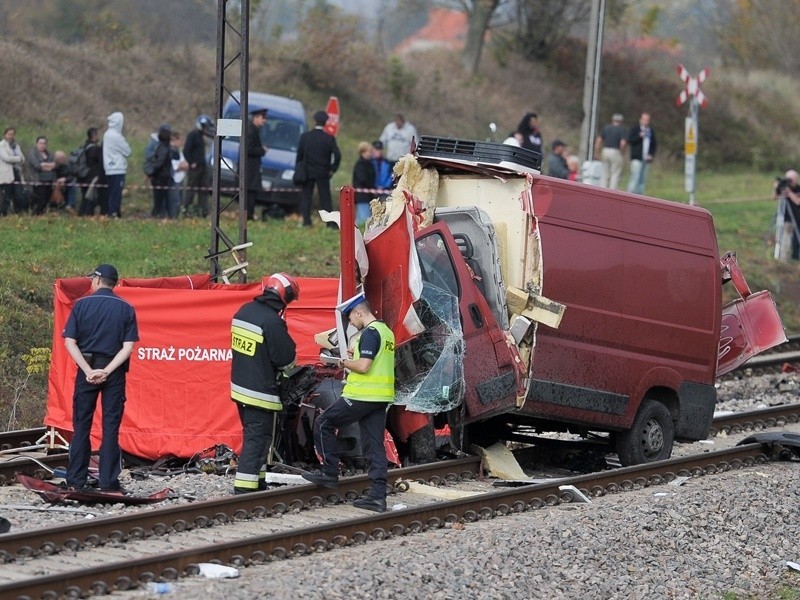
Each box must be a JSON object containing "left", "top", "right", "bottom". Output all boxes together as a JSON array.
[{"left": 45, "top": 274, "right": 338, "bottom": 460}]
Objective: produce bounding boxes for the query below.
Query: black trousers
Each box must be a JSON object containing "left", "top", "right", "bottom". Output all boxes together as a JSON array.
[
  {"left": 234, "top": 404, "right": 276, "bottom": 492},
  {"left": 246, "top": 187, "right": 260, "bottom": 221},
  {"left": 66, "top": 358, "right": 126, "bottom": 489},
  {"left": 184, "top": 166, "right": 209, "bottom": 217},
  {"left": 32, "top": 182, "right": 52, "bottom": 215},
  {"left": 0, "top": 183, "right": 12, "bottom": 215},
  {"left": 300, "top": 176, "right": 333, "bottom": 226},
  {"left": 314, "top": 397, "right": 390, "bottom": 499}
]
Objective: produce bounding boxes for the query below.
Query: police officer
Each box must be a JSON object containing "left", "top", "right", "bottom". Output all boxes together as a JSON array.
[
  {"left": 303, "top": 293, "right": 395, "bottom": 513},
  {"left": 230, "top": 272, "right": 300, "bottom": 494},
  {"left": 245, "top": 107, "right": 268, "bottom": 221},
  {"left": 182, "top": 115, "right": 213, "bottom": 218},
  {"left": 63, "top": 264, "right": 138, "bottom": 492}
]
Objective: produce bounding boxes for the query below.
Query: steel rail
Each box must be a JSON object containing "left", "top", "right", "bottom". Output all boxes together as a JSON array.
[
  {"left": 0, "top": 454, "right": 68, "bottom": 485},
  {"left": 0, "top": 443, "right": 777, "bottom": 600},
  {"left": 0, "top": 456, "right": 481, "bottom": 561},
  {"left": 709, "top": 403, "right": 800, "bottom": 435},
  {"left": 0, "top": 428, "right": 46, "bottom": 451}
]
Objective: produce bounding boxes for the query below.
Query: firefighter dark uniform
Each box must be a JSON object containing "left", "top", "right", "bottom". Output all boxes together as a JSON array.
[
  {"left": 230, "top": 276, "right": 298, "bottom": 494},
  {"left": 63, "top": 264, "right": 138, "bottom": 491},
  {"left": 306, "top": 297, "right": 395, "bottom": 511}
]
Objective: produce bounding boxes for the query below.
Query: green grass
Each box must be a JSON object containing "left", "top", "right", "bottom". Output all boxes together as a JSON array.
[
  {"left": 646, "top": 165, "right": 800, "bottom": 331},
  {"left": 0, "top": 210, "right": 341, "bottom": 430}
]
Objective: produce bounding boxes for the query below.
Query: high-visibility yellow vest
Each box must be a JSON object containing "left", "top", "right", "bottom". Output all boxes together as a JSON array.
[{"left": 342, "top": 321, "right": 395, "bottom": 402}]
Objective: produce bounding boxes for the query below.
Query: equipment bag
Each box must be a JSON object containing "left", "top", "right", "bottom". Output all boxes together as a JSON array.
[
  {"left": 143, "top": 152, "right": 159, "bottom": 177},
  {"left": 68, "top": 145, "right": 90, "bottom": 179}
]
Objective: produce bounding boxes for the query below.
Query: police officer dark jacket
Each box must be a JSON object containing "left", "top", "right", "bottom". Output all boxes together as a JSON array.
[{"left": 230, "top": 289, "right": 296, "bottom": 411}]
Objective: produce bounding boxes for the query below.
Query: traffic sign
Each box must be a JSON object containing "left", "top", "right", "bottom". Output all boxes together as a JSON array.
[
  {"left": 685, "top": 117, "right": 696, "bottom": 155},
  {"left": 676, "top": 64, "right": 709, "bottom": 108}
]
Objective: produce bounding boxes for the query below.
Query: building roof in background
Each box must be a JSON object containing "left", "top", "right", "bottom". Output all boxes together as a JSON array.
[{"left": 395, "top": 9, "right": 467, "bottom": 53}]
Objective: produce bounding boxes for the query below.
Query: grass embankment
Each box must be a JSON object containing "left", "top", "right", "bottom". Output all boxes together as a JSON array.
[
  {"left": 0, "top": 212, "right": 341, "bottom": 430},
  {"left": 0, "top": 168, "right": 797, "bottom": 431}
]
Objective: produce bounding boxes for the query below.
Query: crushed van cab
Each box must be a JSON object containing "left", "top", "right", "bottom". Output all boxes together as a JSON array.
[{"left": 332, "top": 137, "right": 786, "bottom": 466}]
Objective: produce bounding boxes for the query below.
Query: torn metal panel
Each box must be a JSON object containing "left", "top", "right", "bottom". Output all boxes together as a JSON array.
[{"left": 470, "top": 442, "right": 530, "bottom": 481}]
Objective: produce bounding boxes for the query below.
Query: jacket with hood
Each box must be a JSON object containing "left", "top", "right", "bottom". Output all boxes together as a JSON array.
[{"left": 103, "top": 112, "right": 132, "bottom": 176}]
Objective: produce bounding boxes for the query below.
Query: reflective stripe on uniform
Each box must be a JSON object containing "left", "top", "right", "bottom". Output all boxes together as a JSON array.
[
  {"left": 231, "top": 320, "right": 264, "bottom": 357},
  {"left": 231, "top": 318, "right": 264, "bottom": 338},
  {"left": 234, "top": 470, "right": 261, "bottom": 489},
  {"left": 231, "top": 383, "right": 282, "bottom": 411},
  {"left": 278, "top": 358, "right": 297, "bottom": 372}
]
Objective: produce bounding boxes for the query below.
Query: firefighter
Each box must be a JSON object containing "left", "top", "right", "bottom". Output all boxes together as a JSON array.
[
  {"left": 230, "top": 272, "right": 300, "bottom": 494},
  {"left": 303, "top": 293, "right": 395, "bottom": 512}
]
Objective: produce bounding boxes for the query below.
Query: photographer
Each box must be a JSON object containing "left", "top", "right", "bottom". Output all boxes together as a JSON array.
[{"left": 774, "top": 169, "right": 800, "bottom": 261}]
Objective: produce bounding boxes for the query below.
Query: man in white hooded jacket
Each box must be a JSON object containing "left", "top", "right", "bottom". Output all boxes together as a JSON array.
[{"left": 103, "top": 112, "right": 131, "bottom": 218}]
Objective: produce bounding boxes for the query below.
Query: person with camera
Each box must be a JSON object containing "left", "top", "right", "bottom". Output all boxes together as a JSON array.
[{"left": 773, "top": 169, "right": 800, "bottom": 261}]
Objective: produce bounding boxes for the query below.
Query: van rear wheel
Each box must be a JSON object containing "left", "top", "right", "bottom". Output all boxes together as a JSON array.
[{"left": 615, "top": 399, "right": 674, "bottom": 466}]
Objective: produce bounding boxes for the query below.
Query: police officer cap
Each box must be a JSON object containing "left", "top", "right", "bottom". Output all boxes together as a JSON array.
[
  {"left": 89, "top": 263, "right": 118, "bottom": 282},
  {"left": 340, "top": 292, "right": 366, "bottom": 317},
  {"left": 249, "top": 107, "right": 268, "bottom": 117}
]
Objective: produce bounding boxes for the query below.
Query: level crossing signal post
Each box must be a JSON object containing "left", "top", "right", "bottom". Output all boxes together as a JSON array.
[{"left": 676, "top": 64, "right": 709, "bottom": 206}]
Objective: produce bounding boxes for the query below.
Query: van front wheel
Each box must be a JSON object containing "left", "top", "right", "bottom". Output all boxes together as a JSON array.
[{"left": 615, "top": 399, "right": 674, "bottom": 466}]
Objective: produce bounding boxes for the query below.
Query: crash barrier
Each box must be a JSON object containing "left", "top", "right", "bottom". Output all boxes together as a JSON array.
[{"left": 45, "top": 274, "right": 338, "bottom": 460}]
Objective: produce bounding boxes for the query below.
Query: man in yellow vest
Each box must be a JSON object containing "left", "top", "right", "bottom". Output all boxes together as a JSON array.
[{"left": 303, "top": 293, "right": 395, "bottom": 512}]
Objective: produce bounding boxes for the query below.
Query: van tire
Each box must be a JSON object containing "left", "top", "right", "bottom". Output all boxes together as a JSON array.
[
  {"left": 407, "top": 422, "right": 436, "bottom": 464},
  {"left": 615, "top": 399, "right": 674, "bottom": 466}
]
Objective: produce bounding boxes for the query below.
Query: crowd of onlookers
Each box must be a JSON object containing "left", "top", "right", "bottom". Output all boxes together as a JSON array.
[
  {"left": 0, "top": 111, "right": 214, "bottom": 220},
  {"left": 502, "top": 110, "right": 658, "bottom": 195},
  {"left": 0, "top": 113, "right": 132, "bottom": 218},
  {"left": 1, "top": 107, "right": 663, "bottom": 222},
  {"left": 346, "top": 113, "right": 416, "bottom": 226}
]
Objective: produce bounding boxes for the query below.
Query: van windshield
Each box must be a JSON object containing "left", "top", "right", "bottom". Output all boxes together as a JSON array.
[{"left": 223, "top": 107, "right": 304, "bottom": 152}]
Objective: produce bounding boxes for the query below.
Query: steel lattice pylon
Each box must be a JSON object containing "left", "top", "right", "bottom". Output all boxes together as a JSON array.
[{"left": 206, "top": 0, "right": 251, "bottom": 283}]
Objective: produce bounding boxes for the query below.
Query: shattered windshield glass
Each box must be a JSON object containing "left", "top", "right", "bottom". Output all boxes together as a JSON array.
[{"left": 394, "top": 281, "right": 465, "bottom": 413}]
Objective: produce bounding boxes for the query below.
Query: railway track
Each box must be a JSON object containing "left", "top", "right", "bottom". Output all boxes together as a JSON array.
[
  {"left": 0, "top": 441, "right": 792, "bottom": 600},
  {"left": 0, "top": 401, "right": 798, "bottom": 487}
]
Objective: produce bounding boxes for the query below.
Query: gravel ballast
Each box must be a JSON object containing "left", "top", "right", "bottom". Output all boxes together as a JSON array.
[
  {"left": 130, "top": 461, "right": 800, "bottom": 600},
  {"left": 3, "top": 372, "right": 800, "bottom": 599}
]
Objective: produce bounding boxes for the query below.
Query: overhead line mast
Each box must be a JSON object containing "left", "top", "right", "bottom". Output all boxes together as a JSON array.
[{"left": 208, "top": 0, "right": 251, "bottom": 282}]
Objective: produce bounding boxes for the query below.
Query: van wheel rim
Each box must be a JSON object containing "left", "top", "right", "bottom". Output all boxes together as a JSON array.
[{"left": 642, "top": 419, "right": 664, "bottom": 456}]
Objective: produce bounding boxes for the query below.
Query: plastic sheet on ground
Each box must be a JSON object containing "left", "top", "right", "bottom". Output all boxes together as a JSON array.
[{"left": 394, "top": 282, "right": 465, "bottom": 413}]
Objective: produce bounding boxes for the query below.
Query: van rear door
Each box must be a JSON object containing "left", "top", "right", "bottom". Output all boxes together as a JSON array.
[{"left": 717, "top": 252, "right": 787, "bottom": 375}]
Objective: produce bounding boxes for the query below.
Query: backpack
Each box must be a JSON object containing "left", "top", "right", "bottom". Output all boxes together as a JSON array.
[
  {"left": 68, "top": 145, "right": 90, "bottom": 180},
  {"left": 143, "top": 151, "right": 159, "bottom": 177}
]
